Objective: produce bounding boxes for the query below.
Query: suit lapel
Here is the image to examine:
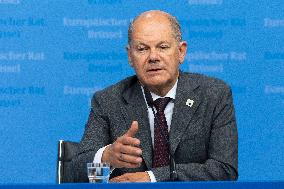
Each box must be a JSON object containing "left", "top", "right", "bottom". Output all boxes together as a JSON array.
[
  {"left": 121, "top": 78, "right": 153, "bottom": 169},
  {"left": 169, "top": 73, "right": 201, "bottom": 154}
]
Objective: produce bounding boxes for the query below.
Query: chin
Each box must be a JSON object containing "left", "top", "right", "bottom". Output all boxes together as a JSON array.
[{"left": 144, "top": 80, "right": 168, "bottom": 89}]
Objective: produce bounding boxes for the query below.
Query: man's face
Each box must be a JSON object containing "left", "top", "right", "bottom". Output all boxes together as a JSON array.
[{"left": 127, "top": 14, "right": 187, "bottom": 95}]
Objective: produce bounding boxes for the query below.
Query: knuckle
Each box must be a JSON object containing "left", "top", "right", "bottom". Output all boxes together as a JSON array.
[
  {"left": 116, "top": 136, "right": 122, "bottom": 142},
  {"left": 113, "top": 144, "right": 120, "bottom": 152},
  {"left": 121, "top": 136, "right": 128, "bottom": 144}
]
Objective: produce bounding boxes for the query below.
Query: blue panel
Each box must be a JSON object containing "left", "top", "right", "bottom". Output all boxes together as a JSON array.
[{"left": 0, "top": 0, "right": 283, "bottom": 183}]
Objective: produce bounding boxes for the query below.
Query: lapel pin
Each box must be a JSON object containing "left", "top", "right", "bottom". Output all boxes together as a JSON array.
[{"left": 186, "top": 99, "right": 194, "bottom": 107}]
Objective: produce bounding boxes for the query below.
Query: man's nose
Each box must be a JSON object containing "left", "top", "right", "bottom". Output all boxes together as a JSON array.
[{"left": 148, "top": 49, "right": 159, "bottom": 63}]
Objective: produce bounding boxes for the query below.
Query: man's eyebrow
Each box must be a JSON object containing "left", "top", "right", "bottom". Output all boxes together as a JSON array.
[
  {"left": 157, "top": 41, "right": 170, "bottom": 45},
  {"left": 135, "top": 41, "right": 170, "bottom": 45},
  {"left": 131, "top": 41, "right": 171, "bottom": 47},
  {"left": 133, "top": 42, "right": 148, "bottom": 46}
]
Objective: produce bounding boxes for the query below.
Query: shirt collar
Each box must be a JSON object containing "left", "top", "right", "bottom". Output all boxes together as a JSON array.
[{"left": 141, "top": 79, "right": 178, "bottom": 102}]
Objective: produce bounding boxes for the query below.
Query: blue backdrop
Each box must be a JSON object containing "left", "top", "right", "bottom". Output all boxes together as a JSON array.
[{"left": 0, "top": 0, "right": 283, "bottom": 183}]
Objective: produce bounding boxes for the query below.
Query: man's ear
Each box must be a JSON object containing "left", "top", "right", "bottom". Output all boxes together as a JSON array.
[
  {"left": 178, "top": 41, "right": 187, "bottom": 64},
  {"left": 126, "top": 45, "right": 133, "bottom": 67}
]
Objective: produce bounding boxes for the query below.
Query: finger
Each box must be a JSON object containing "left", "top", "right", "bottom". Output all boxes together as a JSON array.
[
  {"left": 112, "top": 179, "right": 130, "bottom": 183},
  {"left": 109, "top": 149, "right": 141, "bottom": 168},
  {"left": 120, "top": 145, "right": 142, "bottom": 156},
  {"left": 119, "top": 136, "right": 140, "bottom": 146},
  {"left": 111, "top": 139, "right": 140, "bottom": 155},
  {"left": 110, "top": 176, "right": 128, "bottom": 183},
  {"left": 125, "top": 121, "right": 139, "bottom": 137},
  {"left": 118, "top": 153, "right": 142, "bottom": 164}
]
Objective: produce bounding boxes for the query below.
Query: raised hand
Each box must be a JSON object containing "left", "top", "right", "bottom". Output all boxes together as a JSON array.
[{"left": 102, "top": 121, "right": 143, "bottom": 168}]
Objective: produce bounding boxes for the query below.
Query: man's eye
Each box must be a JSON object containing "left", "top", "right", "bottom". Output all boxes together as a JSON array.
[
  {"left": 137, "top": 47, "right": 147, "bottom": 52},
  {"left": 160, "top": 45, "right": 169, "bottom": 49}
]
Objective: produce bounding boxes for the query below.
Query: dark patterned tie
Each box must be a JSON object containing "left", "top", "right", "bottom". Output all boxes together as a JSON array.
[{"left": 152, "top": 97, "right": 171, "bottom": 168}]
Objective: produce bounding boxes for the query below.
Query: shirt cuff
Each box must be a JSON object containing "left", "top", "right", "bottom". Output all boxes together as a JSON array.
[
  {"left": 93, "top": 144, "right": 115, "bottom": 174},
  {"left": 93, "top": 145, "right": 108, "bottom": 163},
  {"left": 146, "top": 171, "right": 157, "bottom": 182}
]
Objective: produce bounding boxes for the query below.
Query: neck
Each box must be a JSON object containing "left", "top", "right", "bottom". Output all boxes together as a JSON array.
[
  {"left": 145, "top": 77, "right": 178, "bottom": 97},
  {"left": 148, "top": 85, "right": 173, "bottom": 97}
]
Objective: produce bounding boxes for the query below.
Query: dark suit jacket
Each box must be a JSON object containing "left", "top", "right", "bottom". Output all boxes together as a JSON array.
[{"left": 73, "top": 72, "right": 238, "bottom": 182}]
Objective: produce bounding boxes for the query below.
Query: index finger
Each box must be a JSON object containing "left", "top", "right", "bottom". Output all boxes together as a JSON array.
[{"left": 119, "top": 136, "right": 140, "bottom": 146}]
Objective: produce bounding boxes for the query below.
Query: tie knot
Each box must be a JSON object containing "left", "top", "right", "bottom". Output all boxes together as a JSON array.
[{"left": 153, "top": 97, "right": 171, "bottom": 113}]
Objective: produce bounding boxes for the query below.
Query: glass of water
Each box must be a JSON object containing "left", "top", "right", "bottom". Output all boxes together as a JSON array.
[{"left": 87, "top": 162, "right": 110, "bottom": 183}]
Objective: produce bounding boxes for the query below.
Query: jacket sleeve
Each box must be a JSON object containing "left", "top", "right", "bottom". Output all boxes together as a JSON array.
[{"left": 72, "top": 94, "right": 111, "bottom": 182}]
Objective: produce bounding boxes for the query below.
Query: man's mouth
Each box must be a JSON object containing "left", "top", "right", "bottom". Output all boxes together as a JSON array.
[{"left": 147, "top": 68, "right": 163, "bottom": 72}]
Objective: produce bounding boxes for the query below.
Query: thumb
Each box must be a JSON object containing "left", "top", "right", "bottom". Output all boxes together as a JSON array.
[{"left": 125, "top": 121, "right": 139, "bottom": 137}]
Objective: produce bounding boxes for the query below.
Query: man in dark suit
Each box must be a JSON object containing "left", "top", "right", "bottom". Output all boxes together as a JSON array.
[{"left": 73, "top": 10, "right": 238, "bottom": 182}]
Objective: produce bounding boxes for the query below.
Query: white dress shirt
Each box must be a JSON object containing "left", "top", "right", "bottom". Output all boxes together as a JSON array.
[{"left": 93, "top": 80, "right": 178, "bottom": 182}]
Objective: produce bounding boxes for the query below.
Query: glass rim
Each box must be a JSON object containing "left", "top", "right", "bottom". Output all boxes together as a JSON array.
[{"left": 87, "top": 162, "right": 110, "bottom": 167}]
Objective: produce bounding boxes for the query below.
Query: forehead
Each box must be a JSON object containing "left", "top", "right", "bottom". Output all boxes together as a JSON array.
[{"left": 131, "top": 14, "right": 175, "bottom": 44}]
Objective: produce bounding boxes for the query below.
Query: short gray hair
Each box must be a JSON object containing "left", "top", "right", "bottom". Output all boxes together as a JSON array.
[{"left": 128, "top": 11, "right": 182, "bottom": 45}]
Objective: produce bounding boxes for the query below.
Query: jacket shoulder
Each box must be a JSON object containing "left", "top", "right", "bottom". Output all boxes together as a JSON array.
[
  {"left": 182, "top": 72, "right": 232, "bottom": 98},
  {"left": 185, "top": 72, "right": 231, "bottom": 89},
  {"left": 93, "top": 75, "right": 137, "bottom": 102}
]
